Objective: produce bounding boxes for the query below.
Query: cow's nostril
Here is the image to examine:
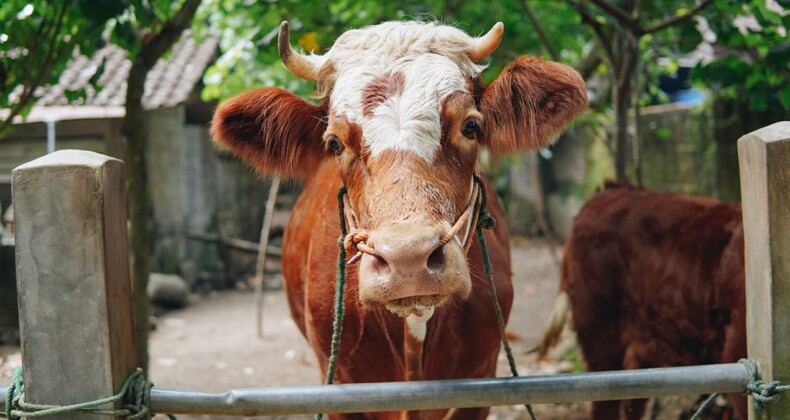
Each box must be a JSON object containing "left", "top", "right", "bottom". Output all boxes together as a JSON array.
[
  {"left": 427, "top": 245, "right": 445, "bottom": 273},
  {"left": 371, "top": 254, "right": 391, "bottom": 276}
]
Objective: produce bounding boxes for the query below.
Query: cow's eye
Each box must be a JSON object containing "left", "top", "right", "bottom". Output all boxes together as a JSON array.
[
  {"left": 461, "top": 119, "right": 480, "bottom": 139},
  {"left": 326, "top": 136, "right": 345, "bottom": 155}
]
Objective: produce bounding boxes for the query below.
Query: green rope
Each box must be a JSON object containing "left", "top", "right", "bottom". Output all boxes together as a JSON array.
[
  {"left": 3, "top": 367, "right": 176, "bottom": 419},
  {"left": 691, "top": 359, "right": 790, "bottom": 419},
  {"left": 473, "top": 175, "right": 538, "bottom": 420},
  {"left": 315, "top": 186, "right": 351, "bottom": 420},
  {"left": 4, "top": 368, "right": 22, "bottom": 420},
  {"left": 741, "top": 358, "right": 790, "bottom": 409}
]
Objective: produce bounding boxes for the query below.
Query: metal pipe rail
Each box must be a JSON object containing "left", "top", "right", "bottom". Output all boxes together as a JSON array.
[{"left": 0, "top": 363, "right": 749, "bottom": 416}]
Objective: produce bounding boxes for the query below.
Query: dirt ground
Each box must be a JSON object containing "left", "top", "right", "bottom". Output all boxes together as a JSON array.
[
  {"left": 0, "top": 240, "right": 711, "bottom": 419},
  {"left": 142, "top": 240, "right": 587, "bottom": 419}
]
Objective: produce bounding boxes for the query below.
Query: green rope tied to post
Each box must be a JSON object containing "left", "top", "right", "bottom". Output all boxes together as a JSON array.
[
  {"left": 691, "top": 359, "right": 790, "bottom": 419},
  {"left": 3, "top": 367, "right": 175, "bottom": 420},
  {"left": 741, "top": 358, "right": 790, "bottom": 409},
  {"left": 4, "top": 368, "right": 23, "bottom": 420}
]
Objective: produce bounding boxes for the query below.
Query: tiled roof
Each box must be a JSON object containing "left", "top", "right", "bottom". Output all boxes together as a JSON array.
[{"left": 35, "top": 32, "right": 218, "bottom": 110}]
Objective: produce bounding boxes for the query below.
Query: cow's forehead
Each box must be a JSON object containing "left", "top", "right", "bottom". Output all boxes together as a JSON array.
[{"left": 322, "top": 22, "right": 484, "bottom": 163}]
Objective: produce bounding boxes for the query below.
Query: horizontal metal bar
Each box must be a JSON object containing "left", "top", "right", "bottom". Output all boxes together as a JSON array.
[{"left": 0, "top": 363, "right": 750, "bottom": 416}]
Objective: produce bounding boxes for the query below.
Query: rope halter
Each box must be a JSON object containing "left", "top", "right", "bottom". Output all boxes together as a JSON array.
[{"left": 341, "top": 175, "right": 484, "bottom": 265}]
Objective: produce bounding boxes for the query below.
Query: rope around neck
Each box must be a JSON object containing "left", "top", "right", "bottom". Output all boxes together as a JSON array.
[
  {"left": 314, "top": 187, "right": 351, "bottom": 420},
  {"left": 473, "top": 175, "right": 538, "bottom": 420},
  {"left": 317, "top": 177, "right": 536, "bottom": 419},
  {"left": 2, "top": 368, "right": 175, "bottom": 419}
]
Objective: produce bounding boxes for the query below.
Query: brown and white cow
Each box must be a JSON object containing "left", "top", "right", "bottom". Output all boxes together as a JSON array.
[{"left": 212, "top": 20, "right": 587, "bottom": 419}]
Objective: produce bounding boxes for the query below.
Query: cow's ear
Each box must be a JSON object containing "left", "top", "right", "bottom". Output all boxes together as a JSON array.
[
  {"left": 480, "top": 56, "right": 587, "bottom": 155},
  {"left": 211, "top": 88, "right": 328, "bottom": 178}
]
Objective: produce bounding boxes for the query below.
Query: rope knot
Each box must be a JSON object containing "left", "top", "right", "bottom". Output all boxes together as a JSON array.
[
  {"left": 737, "top": 358, "right": 790, "bottom": 410},
  {"left": 3, "top": 367, "right": 174, "bottom": 419},
  {"left": 342, "top": 230, "right": 371, "bottom": 265},
  {"left": 343, "top": 231, "right": 369, "bottom": 254},
  {"left": 478, "top": 212, "right": 496, "bottom": 230},
  {"left": 749, "top": 380, "right": 785, "bottom": 408}
]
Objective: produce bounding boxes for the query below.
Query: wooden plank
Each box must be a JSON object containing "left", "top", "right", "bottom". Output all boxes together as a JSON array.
[
  {"left": 13, "top": 149, "right": 137, "bottom": 419},
  {"left": 738, "top": 121, "right": 790, "bottom": 419}
]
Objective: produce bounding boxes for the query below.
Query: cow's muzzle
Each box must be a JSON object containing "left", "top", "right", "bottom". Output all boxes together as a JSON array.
[
  {"left": 343, "top": 181, "right": 481, "bottom": 317},
  {"left": 356, "top": 222, "right": 472, "bottom": 317}
]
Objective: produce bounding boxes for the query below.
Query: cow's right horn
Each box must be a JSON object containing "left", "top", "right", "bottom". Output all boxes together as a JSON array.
[{"left": 278, "top": 21, "right": 324, "bottom": 82}]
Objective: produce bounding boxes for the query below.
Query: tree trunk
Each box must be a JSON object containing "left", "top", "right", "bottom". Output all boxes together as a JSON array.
[
  {"left": 122, "top": 58, "right": 152, "bottom": 373},
  {"left": 612, "top": 37, "right": 638, "bottom": 181},
  {"left": 120, "top": 0, "right": 202, "bottom": 373},
  {"left": 613, "top": 79, "right": 631, "bottom": 181}
]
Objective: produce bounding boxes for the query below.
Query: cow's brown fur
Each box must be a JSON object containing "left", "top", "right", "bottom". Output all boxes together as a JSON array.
[
  {"left": 283, "top": 160, "right": 513, "bottom": 419},
  {"left": 561, "top": 182, "right": 746, "bottom": 419},
  {"left": 361, "top": 72, "right": 406, "bottom": 118}
]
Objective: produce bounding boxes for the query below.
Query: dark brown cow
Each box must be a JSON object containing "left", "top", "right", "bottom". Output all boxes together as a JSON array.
[
  {"left": 537, "top": 182, "right": 746, "bottom": 419},
  {"left": 212, "top": 20, "right": 587, "bottom": 419}
]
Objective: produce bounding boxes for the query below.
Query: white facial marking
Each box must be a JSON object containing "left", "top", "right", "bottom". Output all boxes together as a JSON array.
[
  {"left": 360, "top": 55, "right": 468, "bottom": 162},
  {"left": 406, "top": 306, "right": 435, "bottom": 341},
  {"left": 321, "top": 21, "right": 485, "bottom": 163}
]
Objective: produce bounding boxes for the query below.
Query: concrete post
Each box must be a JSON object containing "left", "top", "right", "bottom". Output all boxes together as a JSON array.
[
  {"left": 738, "top": 121, "right": 790, "bottom": 419},
  {"left": 13, "top": 150, "right": 137, "bottom": 419}
]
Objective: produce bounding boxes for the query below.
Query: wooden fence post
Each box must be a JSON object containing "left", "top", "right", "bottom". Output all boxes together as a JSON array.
[
  {"left": 738, "top": 121, "right": 790, "bottom": 419},
  {"left": 13, "top": 150, "right": 137, "bottom": 419}
]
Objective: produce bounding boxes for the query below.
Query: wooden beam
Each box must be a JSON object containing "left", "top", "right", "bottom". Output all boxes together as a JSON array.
[
  {"left": 13, "top": 150, "right": 137, "bottom": 419},
  {"left": 738, "top": 121, "right": 790, "bottom": 419}
]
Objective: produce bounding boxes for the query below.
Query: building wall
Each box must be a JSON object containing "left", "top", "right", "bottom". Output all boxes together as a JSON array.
[
  {"left": 503, "top": 99, "right": 738, "bottom": 242},
  {"left": 0, "top": 117, "right": 122, "bottom": 212},
  {"left": 146, "top": 106, "right": 190, "bottom": 274},
  {"left": 3, "top": 108, "right": 273, "bottom": 289},
  {"left": 638, "top": 101, "right": 718, "bottom": 198}
]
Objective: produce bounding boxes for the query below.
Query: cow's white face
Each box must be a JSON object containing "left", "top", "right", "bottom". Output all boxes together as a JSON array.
[
  {"left": 212, "top": 20, "right": 588, "bottom": 322},
  {"left": 324, "top": 22, "right": 482, "bottom": 163},
  {"left": 336, "top": 55, "right": 467, "bottom": 162},
  {"left": 297, "top": 23, "right": 497, "bottom": 316}
]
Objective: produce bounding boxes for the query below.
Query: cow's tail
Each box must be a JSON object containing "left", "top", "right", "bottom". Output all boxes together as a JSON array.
[{"left": 527, "top": 290, "right": 570, "bottom": 359}]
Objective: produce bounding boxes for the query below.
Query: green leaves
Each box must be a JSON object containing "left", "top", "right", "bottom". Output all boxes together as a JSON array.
[
  {"left": 0, "top": 1, "right": 129, "bottom": 137},
  {"left": 196, "top": 0, "right": 592, "bottom": 102},
  {"left": 691, "top": 0, "right": 790, "bottom": 114}
]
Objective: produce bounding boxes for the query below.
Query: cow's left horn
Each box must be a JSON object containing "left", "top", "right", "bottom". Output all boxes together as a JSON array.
[
  {"left": 467, "top": 22, "right": 504, "bottom": 62},
  {"left": 278, "top": 21, "right": 324, "bottom": 82}
]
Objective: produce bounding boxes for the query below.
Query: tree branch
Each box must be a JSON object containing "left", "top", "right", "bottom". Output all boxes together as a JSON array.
[
  {"left": 616, "top": 34, "right": 639, "bottom": 91},
  {"left": 0, "top": 3, "right": 68, "bottom": 136},
  {"left": 519, "top": 0, "right": 560, "bottom": 61},
  {"left": 576, "top": 39, "right": 604, "bottom": 80},
  {"left": 588, "top": 0, "right": 636, "bottom": 30},
  {"left": 641, "top": 0, "right": 714, "bottom": 35},
  {"left": 137, "top": 0, "right": 202, "bottom": 69},
  {"left": 567, "top": 0, "right": 615, "bottom": 66}
]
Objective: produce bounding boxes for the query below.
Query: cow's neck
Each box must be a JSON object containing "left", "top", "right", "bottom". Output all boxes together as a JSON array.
[
  {"left": 403, "top": 307, "right": 435, "bottom": 380},
  {"left": 403, "top": 326, "right": 425, "bottom": 381}
]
